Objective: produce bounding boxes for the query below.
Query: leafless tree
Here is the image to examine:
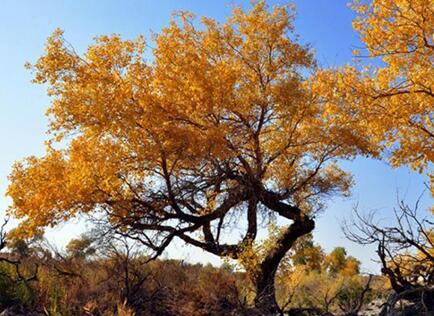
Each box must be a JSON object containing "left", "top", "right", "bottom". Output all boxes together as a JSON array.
[{"left": 344, "top": 195, "right": 434, "bottom": 314}]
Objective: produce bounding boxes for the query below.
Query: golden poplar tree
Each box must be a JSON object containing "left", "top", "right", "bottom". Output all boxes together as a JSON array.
[{"left": 312, "top": 0, "right": 433, "bottom": 199}]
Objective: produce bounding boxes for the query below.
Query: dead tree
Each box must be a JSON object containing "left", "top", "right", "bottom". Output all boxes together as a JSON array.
[{"left": 344, "top": 196, "right": 434, "bottom": 314}]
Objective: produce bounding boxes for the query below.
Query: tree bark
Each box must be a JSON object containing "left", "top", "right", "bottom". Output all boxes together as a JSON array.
[
  {"left": 254, "top": 264, "right": 281, "bottom": 314},
  {"left": 253, "top": 216, "right": 315, "bottom": 315}
]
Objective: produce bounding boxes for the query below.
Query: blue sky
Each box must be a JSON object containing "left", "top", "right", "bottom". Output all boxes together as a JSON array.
[{"left": 0, "top": 0, "right": 431, "bottom": 272}]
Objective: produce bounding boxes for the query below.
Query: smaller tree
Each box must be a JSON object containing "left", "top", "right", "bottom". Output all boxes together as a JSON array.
[
  {"left": 345, "top": 198, "right": 434, "bottom": 314},
  {"left": 335, "top": 274, "right": 373, "bottom": 316},
  {"left": 0, "top": 219, "right": 38, "bottom": 311},
  {"left": 95, "top": 233, "right": 151, "bottom": 310},
  {"left": 324, "top": 247, "right": 360, "bottom": 277},
  {"left": 66, "top": 234, "right": 96, "bottom": 259},
  {"left": 290, "top": 233, "right": 324, "bottom": 272}
]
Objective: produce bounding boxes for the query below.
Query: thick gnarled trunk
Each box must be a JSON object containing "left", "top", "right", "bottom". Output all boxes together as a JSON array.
[
  {"left": 253, "top": 217, "right": 315, "bottom": 315},
  {"left": 254, "top": 265, "right": 281, "bottom": 314}
]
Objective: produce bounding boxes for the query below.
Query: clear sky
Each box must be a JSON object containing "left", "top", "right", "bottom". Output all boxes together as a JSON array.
[{"left": 0, "top": 0, "right": 431, "bottom": 273}]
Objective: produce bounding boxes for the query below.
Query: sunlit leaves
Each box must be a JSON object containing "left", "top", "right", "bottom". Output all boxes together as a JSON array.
[{"left": 7, "top": 2, "right": 374, "bottom": 237}]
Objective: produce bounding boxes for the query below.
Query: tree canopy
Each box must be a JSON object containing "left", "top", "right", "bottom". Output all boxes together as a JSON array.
[
  {"left": 313, "top": 0, "right": 433, "bottom": 196},
  {"left": 8, "top": 3, "right": 374, "bottom": 238}
]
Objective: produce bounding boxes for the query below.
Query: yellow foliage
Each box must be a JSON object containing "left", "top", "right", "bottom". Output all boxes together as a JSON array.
[
  {"left": 311, "top": 0, "right": 433, "bottom": 200},
  {"left": 7, "top": 1, "right": 374, "bottom": 237}
]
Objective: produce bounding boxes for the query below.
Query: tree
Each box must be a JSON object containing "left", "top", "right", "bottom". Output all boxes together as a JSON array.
[
  {"left": 354, "top": 0, "right": 433, "bottom": 175},
  {"left": 345, "top": 198, "right": 434, "bottom": 313},
  {"left": 65, "top": 234, "right": 96, "bottom": 259},
  {"left": 7, "top": 2, "right": 385, "bottom": 313},
  {"left": 96, "top": 234, "right": 151, "bottom": 309},
  {"left": 324, "top": 247, "right": 360, "bottom": 277},
  {"left": 290, "top": 233, "right": 324, "bottom": 272},
  {"left": 0, "top": 219, "right": 38, "bottom": 311},
  {"left": 312, "top": 0, "right": 433, "bottom": 199},
  {"left": 311, "top": 0, "right": 433, "bottom": 312}
]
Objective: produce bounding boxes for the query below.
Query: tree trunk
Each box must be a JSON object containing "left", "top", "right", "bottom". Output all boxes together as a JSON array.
[
  {"left": 254, "top": 262, "right": 281, "bottom": 314},
  {"left": 253, "top": 216, "right": 315, "bottom": 315}
]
